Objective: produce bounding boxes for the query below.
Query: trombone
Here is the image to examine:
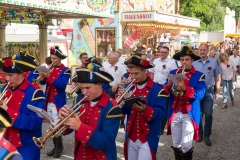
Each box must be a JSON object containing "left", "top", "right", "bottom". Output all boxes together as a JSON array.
[
  {"left": 33, "top": 63, "right": 54, "bottom": 84},
  {"left": 66, "top": 83, "right": 80, "bottom": 98},
  {"left": 33, "top": 96, "right": 87, "bottom": 149},
  {"left": 0, "top": 83, "right": 12, "bottom": 105}
]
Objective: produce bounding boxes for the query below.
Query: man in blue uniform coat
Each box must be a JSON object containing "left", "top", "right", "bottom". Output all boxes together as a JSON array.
[
  {"left": 59, "top": 63, "right": 122, "bottom": 160},
  {"left": 118, "top": 53, "right": 167, "bottom": 160},
  {"left": 0, "top": 55, "right": 45, "bottom": 160}
]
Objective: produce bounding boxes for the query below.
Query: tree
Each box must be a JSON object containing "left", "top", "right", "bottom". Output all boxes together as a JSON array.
[{"left": 179, "top": 0, "right": 240, "bottom": 33}]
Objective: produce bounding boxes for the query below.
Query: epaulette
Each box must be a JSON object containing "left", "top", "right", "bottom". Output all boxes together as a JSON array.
[
  {"left": 199, "top": 74, "right": 205, "bottom": 81},
  {"left": 158, "top": 89, "right": 168, "bottom": 97},
  {"left": 64, "top": 69, "right": 71, "bottom": 76},
  {"left": 33, "top": 70, "right": 39, "bottom": 74},
  {"left": 109, "top": 98, "right": 118, "bottom": 106},
  {"left": 106, "top": 106, "right": 123, "bottom": 118},
  {"left": 32, "top": 89, "right": 45, "bottom": 101}
]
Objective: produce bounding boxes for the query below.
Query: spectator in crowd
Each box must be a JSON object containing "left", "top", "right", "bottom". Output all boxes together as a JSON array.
[
  {"left": 219, "top": 52, "right": 236, "bottom": 109},
  {"left": 104, "top": 52, "right": 126, "bottom": 98},
  {"left": 78, "top": 52, "right": 88, "bottom": 68},
  {"left": 193, "top": 44, "right": 221, "bottom": 146},
  {"left": 229, "top": 48, "right": 240, "bottom": 89},
  {"left": 152, "top": 51, "right": 160, "bottom": 60},
  {"left": 209, "top": 50, "right": 216, "bottom": 59},
  {"left": 194, "top": 48, "right": 199, "bottom": 56},
  {"left": 71, "top": 53, "right": 88, "bottom": 88},
  {"left": 45, "top": 57, "right": 52, "bottom": 66},
  {"left": 157, "top": 45, "right": 162, "bottom": 52},
  {"left": 116, "top": 48, "right": 125, "bottom": 65}
]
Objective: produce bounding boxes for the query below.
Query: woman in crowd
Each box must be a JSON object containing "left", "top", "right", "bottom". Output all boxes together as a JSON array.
[{"left": 218, "top": 52, "right": 236, "bottom": 109}]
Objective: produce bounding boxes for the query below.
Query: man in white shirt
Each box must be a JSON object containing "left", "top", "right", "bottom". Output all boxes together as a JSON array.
[
  {"left": 149, "top": 46, "right": 178, "bottom": 135},
  {"left": 150, "top": 46, "right": 178, "bottom": 85},
  {"left": 116, "top": 48, "right": 125, "bottom": 65},
  {"left": 229, "top": 48, "right": 240, "bottom": 89},
  {"left": 104, "top": 52, "right": 127, "bottom": 98}
]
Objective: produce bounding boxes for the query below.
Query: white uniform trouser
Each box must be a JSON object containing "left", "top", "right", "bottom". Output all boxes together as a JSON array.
[
  {"left": 47, "top": 102, "right": 59, "bottom": 125},
  {"left": 128, "top": 139, "right": 152, "bottom": 160},
  {"left": 171, "top": 112, "right": 194, "bottom": 153}
]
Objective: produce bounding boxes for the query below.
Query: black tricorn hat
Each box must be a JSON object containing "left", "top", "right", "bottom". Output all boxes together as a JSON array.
[
  {"left": 72, "top": 63, "right": 113, "bottom": 83},
  {"left": 124, "top": 53, "right": 154, "bottom": 69},
  {"left": 0, "top": 54, "right": 37, "bottom": 73},
  {"left": 173, "top": 46, "right": 201, "bottom": 61},
  {"left": 50, "top": 46, "right": 67, "bottom": 59},
  {"left": 85, "top": 57, "right": 102, "bottom": 68},
  {"left": 19, "top": 51, "right": 36, "bottom": 61},
  {"left": 0, "top": 107, "right": 12, "bottom": 128}
]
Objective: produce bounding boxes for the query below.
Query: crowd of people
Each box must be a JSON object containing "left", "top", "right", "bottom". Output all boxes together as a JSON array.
[{"left": 0, "top": 42, "right": 239, "bottom": 160}]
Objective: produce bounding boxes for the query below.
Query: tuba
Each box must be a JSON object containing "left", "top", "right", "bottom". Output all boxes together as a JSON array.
[
  {"left": 33, "top": 63, "right": 54, "bottom": 84},
  {"left": 172, "top": 65, "right": 186, "bottom": 97},
  {"left": 33, "top": 96, "right": 87, "bottom": 149},
  {"left": 0, "top": 83, "right": 12, "bottom": 105}
]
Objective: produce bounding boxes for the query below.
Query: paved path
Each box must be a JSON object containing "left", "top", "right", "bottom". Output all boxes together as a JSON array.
[{"left": 40, "top": 79, "right": 240, "bottom": 160}]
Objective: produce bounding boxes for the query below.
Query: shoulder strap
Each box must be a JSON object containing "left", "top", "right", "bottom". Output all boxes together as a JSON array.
[{"left": 175, "top": 60, "right": 179, "bottom": 68}]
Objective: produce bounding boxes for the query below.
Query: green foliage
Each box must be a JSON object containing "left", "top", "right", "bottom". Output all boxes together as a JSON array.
[{"left": 179, "top": 0, "right": 240, "bottom": 32}]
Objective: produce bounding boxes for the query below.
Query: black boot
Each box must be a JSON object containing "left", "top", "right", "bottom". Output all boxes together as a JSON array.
[
  {"left": 53, "top": 136, "right": 63, "bottom": 158},
  {"left": 172, "top": 146, "right": 182, "bottom": 160},
  {"left": 47, "top": 137, "right": 56, "bottom": 156},
  {"left": 181, "top": 148, "right": 193, "bottom": 160}
]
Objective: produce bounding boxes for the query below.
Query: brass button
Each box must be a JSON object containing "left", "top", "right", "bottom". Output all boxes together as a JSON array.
[
  {"left": 94, "top": 117, "right": 97, "bottom": 120},
  {"left": 98, "top": 110, "right": 101, "bottom": 113},
  {"left": 137, "top": 134, "right": 139, "bottom": 136},
  {"left": 14, "top": 113, "right": 17, "bottom": 116},
  {"left": 102, "top": 156, "right": 105, "bottom": 158},
  {"left": 137, "top": 130, "right": 139, "bottom": 132},
  {"left": 86, "top": 136, "right": 89, "bottom": 139},
  {"left": 83, "top": 156, "right": 85, "bottom": 158},
  {"left": 145, "top": 123, "right": 147, "bottom": 125},
  {"left": 88, "top": 130, "right": 91, "bottom": 134},
  {"left": 18, "top": 142, "right": 21, "bottom": 144}
]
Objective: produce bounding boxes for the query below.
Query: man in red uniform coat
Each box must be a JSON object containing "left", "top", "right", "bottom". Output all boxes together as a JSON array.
[
  {"left": 59, "top": 63, "right": 122, "bottom": 160},
  {"left": 40, "top": 46, "right": 71, "bottom": 158}
]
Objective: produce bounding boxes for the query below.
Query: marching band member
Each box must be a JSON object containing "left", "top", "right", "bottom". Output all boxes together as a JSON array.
[
  {"left": 0, "top": 107, "right": 23, "bottom": 159},
  {"left": 59, "top": 63, "right": 122, "bottom": 160},
  {"left": 0, "top": 55, "right": 45, "bottom": 160},
  {"left": 164, "top": 46, "right": 206, "bottom": 160},
  {"left": 118, "top": 53, "right": 167, "bottom": 160},
  {"left": 19, "top": 51, "right": 39, "bottom": 83},
  {"left": 40, "top": 46, "right": 71, "bottom": 158},
  {"left": 74, "top": 57, "right": 111, "bottom": 104}
]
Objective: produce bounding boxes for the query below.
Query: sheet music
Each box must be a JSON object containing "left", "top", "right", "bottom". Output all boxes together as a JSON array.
[
  {"left": 36, "top": 65, "right": 49, "bottom": 72},
  {"left": 169, "top": 73, "right": 187, "bottom": 84},
  {"left": 27, "top": 104, "right": 54, "bottom": 124}
]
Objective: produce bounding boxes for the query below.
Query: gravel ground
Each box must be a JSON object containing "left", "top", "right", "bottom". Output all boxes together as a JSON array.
[{"left": 40, "top": 79, "right": 240, "bottom": 160}]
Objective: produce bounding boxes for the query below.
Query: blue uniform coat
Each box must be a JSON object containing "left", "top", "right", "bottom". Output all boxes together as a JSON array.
[
  {"left": 2, "top": 80, "right": 45, "bottom": 160},
  {"left": 164, "top": 67, "right": 206, "bottom": 141},
  {"left": 121, "top": 79, "right": 167, "bottom": 160}
]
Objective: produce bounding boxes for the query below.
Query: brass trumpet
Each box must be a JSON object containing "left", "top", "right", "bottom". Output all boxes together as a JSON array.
[
  {"left": 66, "top": 83, "right": 80, "bottom": 98},
  {"left": 172, "top": 65, "right": 186, "bottom": 97},
  {"left": 33, "top": 96, "right": 87, "bottom": 149},
  {"left": 0, "top": 83, "right": 12, "bottom": 105},
  {"left": 33, "top": 63, "right": 54, "bottom": 84},
  {"left": 116, "top": 79, "right": 136, "bottom": 107}
]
